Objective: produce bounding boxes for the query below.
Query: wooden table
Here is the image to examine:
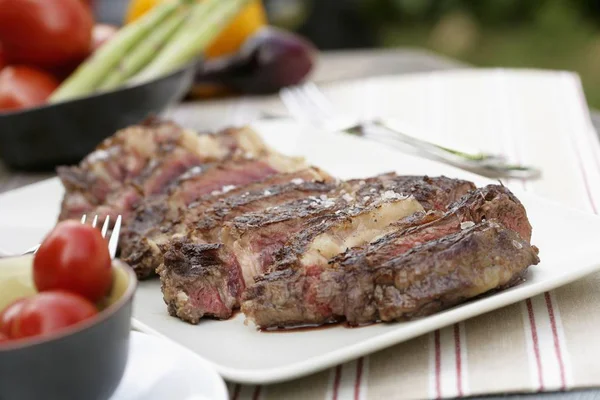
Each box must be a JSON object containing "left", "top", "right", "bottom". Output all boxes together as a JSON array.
[{"left": 2, "top": 49, "right": 599, "bottom": 399}]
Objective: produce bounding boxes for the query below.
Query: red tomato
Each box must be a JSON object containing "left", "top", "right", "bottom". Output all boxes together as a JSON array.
[
  {"left": 0, "top": 66, "right": 59, "bottom": 111},
  {"left": 0, "top": 45, "right": 6, "bottom": 70},
  {"left": 0, "top": 332, "right": 9, "bottom": 343},
  {"left": 91, "top": 24, "right": 118, "bottom": 53},
  {"left": 0, "top": 0, "right": 93, "bottom": 69},
  {"left": 34, "top": 220, "right": 113, "bottom": 303},
  {"left": 10, "top": 291, "right": 97, "bottom": 339},
  {"left": 0, "top": 298, "right": 28, "bottom": 336}
]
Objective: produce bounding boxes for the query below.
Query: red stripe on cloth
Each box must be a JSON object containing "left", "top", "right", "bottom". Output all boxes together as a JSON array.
[
  {"left": 231, "top": 384, "right": 241, "bottom": 400},
  {"left": 354, "top": 357, "right": 364, "bottom": 400},
  {"left": 434, "top": 330, "right": 442, "bottom": 399},
  {"left": 453, "top": 324, "right": 464, "bottom": 397},
  {"left": 526, "top": 299, "right": 544, "bottom": 390},
  {"left": 252, "top": 386, "right": 262, "bottom": 400},
  {"left": 545, "top": 293, "right": 567, "bottom": 389},
  {"left": 332, "top": 365, "right": 343, "bottom": 400}
]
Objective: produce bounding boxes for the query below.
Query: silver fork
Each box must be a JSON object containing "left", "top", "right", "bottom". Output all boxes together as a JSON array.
[
  {"left": 280, "top": 83, "right": 541, "bottom": 180},
  {"left": 22, "top": 215, "right": 122, "bottom": 259}
]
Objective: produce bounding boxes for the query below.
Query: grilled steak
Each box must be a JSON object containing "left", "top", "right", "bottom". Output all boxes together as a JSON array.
[
  {"left": 161, "top": 192, "right": 423, "bottom": 323},
  {"left": 56, "top": 117, "right": 539, "bottom": 331},
  {"left": 159, "top": 174, "right": 473, "bottom": 324},
  {"left": 123, "top": 167, "right": 332, "bottom": 279},
  {"left": 243, "top": 220, "right": 539, "bottom": 328},
  {"left": 334, "top": 184, "right": 533, "bottom": 269},
  {"left": 58, "top": 119, "right": 271, "bottom": 223},
  {"left": 158, "top": 178, "right": 343, "bottom": 321},
  {"left": 351, "top": 175, "right": 475, "bottom": 211},
  {"left": 242, "top": 184, "right": 535, "bottom": 328}
]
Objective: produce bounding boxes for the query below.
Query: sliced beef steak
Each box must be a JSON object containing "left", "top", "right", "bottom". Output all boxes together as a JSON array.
[
  {"left": 243, "top": 221, "right": 539, "bottom": 328},
  {"left": 124, "top": 167, "right": 332, "bottom": 279},
  {"left": 121, "top": 154, "right": 309, "bottom": 279},
  {"left": 341, "top": 221, "right": 539, "bottom": 324},
  {"left": 158, "top": 176, "right": 343, "bottom": 321},
  {"left": 160, "top": 190, "right": 423, "bottom": 323},
  {"left": 159, "top": 174, "right": 473, "bottom": 324},
  {"left": 57, "top": 120, "right": 271, "bottom": 223},
  {"left": 241, "top": 184, "right": 535, "bottom": 328},
  {"left": 352, "top": 175, "right": 475, "bottom": 211}
]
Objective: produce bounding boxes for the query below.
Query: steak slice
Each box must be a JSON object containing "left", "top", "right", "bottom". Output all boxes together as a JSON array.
[
  {"left": 352, "top": 175, "right": 475, "bottom": 211},
  {"left": 342, "top": 221, "right": 539, "bottom": 324},
  {"left": 242, "top": 184, "right": 535, "bottom": 328},
  {"left": 158, "top": 177, "right": 343, "bottom": 321},
  {"left": 121, "top": 154, "right": 309, "bottom": 279},
  {"left": 123, "top": 167, "right": 332, "bottom": 279},
  {"left": 57, "top": 120, "right": 271, "bottom": 223},
  {"left": 243, "top": 221, "right": 539, "bottom": 328}
]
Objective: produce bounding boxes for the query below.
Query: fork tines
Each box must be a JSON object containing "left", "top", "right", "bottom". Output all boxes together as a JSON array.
[{"left": 80, "top": 214, "right": 122, "bottom": 259}]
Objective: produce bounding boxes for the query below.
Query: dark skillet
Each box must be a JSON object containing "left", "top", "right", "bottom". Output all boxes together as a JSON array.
[{"left": 0, "top": 63, "right": 196, "bottom": 171}]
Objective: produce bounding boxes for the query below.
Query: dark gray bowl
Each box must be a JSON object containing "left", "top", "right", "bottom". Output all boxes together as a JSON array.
[
  {"left": 0, "top": 257, "right": 137, "bottom": 400},
  {"left": 0, "top": 64, "right": 196, "bottom": 171}
]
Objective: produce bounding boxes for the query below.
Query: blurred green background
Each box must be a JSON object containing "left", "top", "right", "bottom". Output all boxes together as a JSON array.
[{"left": 266, "top": 0, "right": 600, "bottom": 108}]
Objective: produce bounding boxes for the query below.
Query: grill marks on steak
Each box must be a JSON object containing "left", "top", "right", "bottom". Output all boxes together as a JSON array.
[
  {"left": 159, "top": 174, "right": 477, "bottom": 324},
  {"left": 121, "top": 155, "right": 310, "bottom": 279},
  {"left": 161, "top": 191, "right": 423, "bottom": 323},
  {"left": 343, "top": 221, "right": 539, "bottom": 323},
  {"left": 241, "top": 184, "right": 537, "bottom": 328},
  {"left": 336, "top": 184, "right": 532, "bottom": 269},
  {"left": 243, "top": 221, "right": 539, "bottom": 328},
  {"left": 158, "top": 174, "right": 339, "bottom": 322},
  {"left": 224, "top": 193, "right": 424, "bottom": 287},
  {"left": 57, "top": 120, "right": 271, "bottom": 223},
  {"left": 161, "top": 241, "right": 243, "bottom": 320},
  {"left": 351, "top": 175, "right": 475, "bottom": 211}
]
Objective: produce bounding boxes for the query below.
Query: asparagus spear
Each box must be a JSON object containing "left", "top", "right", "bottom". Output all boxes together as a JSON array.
[
  {"left": 98, "top": 9, "right": 190, "bottom": 91},
  {"left": 49, "top": 1, "right": 182, "bottom": 103},
  {"left": 132, "top": 0, "right": 252, "bottom": 83}
]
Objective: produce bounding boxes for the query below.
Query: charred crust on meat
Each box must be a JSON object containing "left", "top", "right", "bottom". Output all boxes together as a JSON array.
[{"left": 162, "top": 239, "right": 224, "bottom": 277}]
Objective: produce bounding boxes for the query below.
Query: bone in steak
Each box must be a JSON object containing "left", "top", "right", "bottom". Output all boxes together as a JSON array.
[
  {"left": 242, "top": 184, "right": 536, "bottom": 328},
  {"left": 122, "top": 167, "right": 332, "bottom": 279},
  {"left": 159, "top": 175, "right": 473, "bottom": 323},
  {"left": 57, "top": 119, "right": 272, "bottom": 223}
]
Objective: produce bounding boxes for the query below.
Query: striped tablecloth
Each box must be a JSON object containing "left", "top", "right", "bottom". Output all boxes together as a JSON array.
[{"left": 169, "top": 69, "right": 600, "bottom": 400}]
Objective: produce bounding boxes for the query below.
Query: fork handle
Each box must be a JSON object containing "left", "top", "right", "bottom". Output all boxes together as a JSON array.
[
  {"left": 370, "top": 119, "right": 502, "bottom": 162},
  {"left": 361, "top": 120, "right": 541, "bottom": 179}
]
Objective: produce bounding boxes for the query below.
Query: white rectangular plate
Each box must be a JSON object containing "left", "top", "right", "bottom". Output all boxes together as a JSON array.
[{"left": 2, "top": 120, "right": 600, "bottom": 384}]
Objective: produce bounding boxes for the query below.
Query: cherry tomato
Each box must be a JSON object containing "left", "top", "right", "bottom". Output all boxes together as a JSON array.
[
  {"left": 34, "top": 220, "right": 113, "bottom": 303},
  {"left": 10, "top": 291, "right": 97, "bottom": 339},
  {"left": 0, "top": 66, "right": 59, "bottom": 111},
  {"left": 0, "top": 298, "right": 28, "bottom": 336},
  {"left": 91, "top": 24, "right": 118, "bottom": 53},
  {"left": 0, "top": 0, "right": 93, "bottom": 69},
  {"left": 0, "top": 45, "right": 6, "bottom": 70}
]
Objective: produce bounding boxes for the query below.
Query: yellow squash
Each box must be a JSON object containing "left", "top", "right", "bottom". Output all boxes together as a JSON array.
[{"left": 124, "top": 0, "right": 267, "bottom": 58}]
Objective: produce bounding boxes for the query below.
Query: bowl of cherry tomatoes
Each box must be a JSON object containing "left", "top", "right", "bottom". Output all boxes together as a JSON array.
[{"left": 0, "top": 221, "right": 137, "bottom": 400}]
